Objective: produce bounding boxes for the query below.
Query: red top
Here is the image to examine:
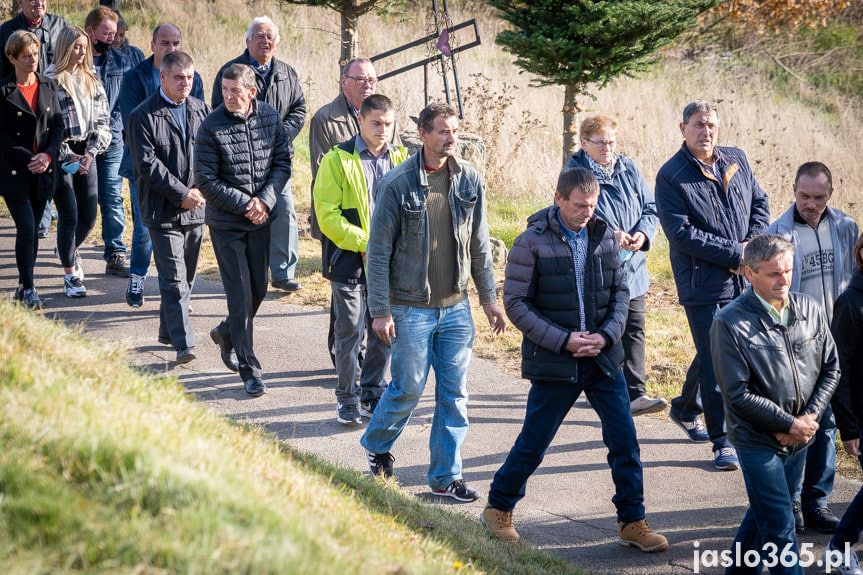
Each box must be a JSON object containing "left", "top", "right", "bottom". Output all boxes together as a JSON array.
[{"left": 17, "top": 82, "right": 39, "bottom": 154}]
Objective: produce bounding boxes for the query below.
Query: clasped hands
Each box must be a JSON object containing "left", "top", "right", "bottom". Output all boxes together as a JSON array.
[
  {"left": 245, "top": 196, "right": 268, "bottom": 225},
  {"left": 774, "top": 413, "right": 819, "bottom": 447},
  {"left": 566, "top": 331, "right": 606, "bottom": 357}
]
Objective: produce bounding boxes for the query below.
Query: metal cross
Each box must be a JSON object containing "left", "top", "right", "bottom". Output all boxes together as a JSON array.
[{"left": 370, "top": 0, "right": 480, "bottom": 118}]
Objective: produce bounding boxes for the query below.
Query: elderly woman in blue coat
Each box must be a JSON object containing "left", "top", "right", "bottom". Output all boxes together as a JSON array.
[
  {"left": 0, "top": 30, "right": 64, "bottom": 309},
  {"left": 566, "top": 114, "right": 664, "bottom": 416}
]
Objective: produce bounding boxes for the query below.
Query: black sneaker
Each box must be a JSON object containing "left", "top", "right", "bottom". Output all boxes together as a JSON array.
[
  {"left": 105, "top": 253, "right": 130, "bottom": 277},
  {"left": 431, "top": 479, "right": 480, "bottom": 502},
  {"left": 13, "top": 286, "right": 24, "bottom": 302},
  {"left": 792, "top": 500, "right": 804, "bottom": 534},
  {"left": 366, "top": 450, "right": 395, "bottom": 478},
  {"left": 359, "top": 399, "right": 378, "bottom": 418},
  {"left": 22, "top": 288, "right": 44, "bottom": 310},
  {"left": 337, "top": 403, "right": 362, "bottom": 426},
  {"left": 125, "top": 274, "right": 145, "bottom": 307},
  {"left": 803, "top": 507, "right": 840, "bottom": 533}
]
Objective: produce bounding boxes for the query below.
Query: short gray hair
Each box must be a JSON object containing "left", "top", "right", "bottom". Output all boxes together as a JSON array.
[
  {"left": 246, "top": 16, "right": 280, "bottom": 43},
  {"left": 342, "top": 57, "right": 372, "bottom": 78},
  {"left": 744, "top": 234, "right": 795, "bottom": 272},
  {"left": 682, "top": 100, "right": 719, "bottom": 125},
  {"left": 222, "top": 63, "right": 257, "bottom": 91}
]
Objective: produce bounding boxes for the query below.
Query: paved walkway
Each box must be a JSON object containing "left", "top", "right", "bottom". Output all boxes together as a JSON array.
[{"left": 2, "top": 217, "right": 859, "bottom": 574}]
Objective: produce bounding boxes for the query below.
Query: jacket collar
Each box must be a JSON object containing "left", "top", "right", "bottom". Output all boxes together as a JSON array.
[{"left": 741, "top": 288, "right": 806, "bottom": 329}]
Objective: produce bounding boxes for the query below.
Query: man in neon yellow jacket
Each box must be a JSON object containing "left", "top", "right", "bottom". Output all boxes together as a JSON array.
[{"left": 314, "top": 94, "right": 409, "bottom": 426}]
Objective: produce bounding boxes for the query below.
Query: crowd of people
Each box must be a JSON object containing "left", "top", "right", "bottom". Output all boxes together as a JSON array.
[{"left": 1, "top": 1, "right": 862, "bottom": 573}]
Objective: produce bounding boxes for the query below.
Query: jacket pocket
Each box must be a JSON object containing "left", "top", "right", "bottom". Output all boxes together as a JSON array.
[{"left": 402, "top": 202, "right": 426, "bottom": 236}]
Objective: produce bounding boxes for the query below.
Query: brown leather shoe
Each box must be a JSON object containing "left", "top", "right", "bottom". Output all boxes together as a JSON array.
[
  {"left": 619, "top": 519, "right": 668, "bottom": 552},
  {"left": 481, "top": 505, "right": 520, "bottom": 542}
]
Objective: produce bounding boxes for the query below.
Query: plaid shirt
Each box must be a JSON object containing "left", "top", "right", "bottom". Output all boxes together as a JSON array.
[{"left": 55, "top": 79, "right": 111, "bottom": 160}]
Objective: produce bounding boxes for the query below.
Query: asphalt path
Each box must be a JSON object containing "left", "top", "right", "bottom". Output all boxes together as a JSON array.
[{"left": 2, "top": 217, "right": 859, "bottom": 574}]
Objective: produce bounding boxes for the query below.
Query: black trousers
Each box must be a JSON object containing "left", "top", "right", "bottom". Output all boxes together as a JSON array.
[
  {"left": 149, "top": 222, "right": 204, "bottom": 351},
  {"left": 622, "top": 294, "right": 647, "bottom": 401},
  {"left": 209, "top": 223, "right": 270, "bottom": 381},
  {"left": 5, "top": 184, "right": 49, "bottom": 289},
  {"left": 54, "top": 166, "right": 99, "bottom": 268}
]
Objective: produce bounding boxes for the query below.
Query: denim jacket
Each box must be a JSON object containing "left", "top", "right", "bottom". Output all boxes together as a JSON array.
[
  {"left": 366, "top": 150, "right": 497, "bottom": 317},
  {"left": 95, "top": 47, "right": 132, "bottom": 151}
]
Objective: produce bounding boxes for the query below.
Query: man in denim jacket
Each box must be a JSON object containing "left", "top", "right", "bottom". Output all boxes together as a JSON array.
[{"left": 360, "top": 102, "right": 506, "bottom": 502}]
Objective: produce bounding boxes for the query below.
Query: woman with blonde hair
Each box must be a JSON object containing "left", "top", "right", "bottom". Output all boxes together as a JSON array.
[
  {"left": 46, "top": 25, "right": 110, "bottom": 297},
  {"left": 0, "top": 30, "right": 64, "bottom": 308}
]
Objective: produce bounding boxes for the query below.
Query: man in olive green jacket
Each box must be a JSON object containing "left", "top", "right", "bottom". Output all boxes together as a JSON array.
[
  {"left": 314, "top": 94, "right": 408, "bottom": 426},
  {"left": 309, "top": 57, "right": 400, "bottom": 239}
]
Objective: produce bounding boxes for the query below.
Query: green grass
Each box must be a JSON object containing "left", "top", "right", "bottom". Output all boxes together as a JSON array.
[
  {"left": 0, "top": 300, "right": 584, "bottom": 574},
  {"left": 486, "top": 195, "right": 550, "bottom": 249}
]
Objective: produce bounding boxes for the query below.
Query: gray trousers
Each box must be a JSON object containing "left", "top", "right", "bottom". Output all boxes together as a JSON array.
[
  {"left": 269, "top": 179, "right": 298, "bottom": 282},
  {"left": 331, "top": 280, "right": 390, "bottom": 405},
  {"left": 149, "top": 222, "right": 203, "bottom": 351},
  {"left": 210, "top": 224, "right": 271, "bottom": 381}
]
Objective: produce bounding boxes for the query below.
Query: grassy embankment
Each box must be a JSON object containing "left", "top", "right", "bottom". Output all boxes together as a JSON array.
[{"left": 0, "top": 299, "right": 582, "bottom": 574}]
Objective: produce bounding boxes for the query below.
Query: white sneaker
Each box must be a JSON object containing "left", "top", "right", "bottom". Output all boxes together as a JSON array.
[
  {"left": 823, "top": 541, "right": 863, "bottom": 575},
  {"left": 63, "top": 274, "right": 87, "bottom": 298},
  {"left": 74, "top": 250, "right": 85, "bottom": 281},
  {"left": 630, "top": 395, "right": 668, "bottom": 416}
]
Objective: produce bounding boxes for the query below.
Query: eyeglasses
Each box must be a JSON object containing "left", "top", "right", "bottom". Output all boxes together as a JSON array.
[
  {"left": 586, "top": 139, "right": 616, "bottom": 148},
  {"left": 346, "top": 75, "right": 378, "bottom": 86}
]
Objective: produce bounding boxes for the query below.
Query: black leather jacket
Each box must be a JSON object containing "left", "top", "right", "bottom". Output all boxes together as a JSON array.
[{"left": 710, "top": 289, "right": 839, "bottom": 454}]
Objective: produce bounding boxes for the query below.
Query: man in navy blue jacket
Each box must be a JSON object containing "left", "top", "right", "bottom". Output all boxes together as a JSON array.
[{"left": 655, "top": 100, "right": 770, "bottom": 471}]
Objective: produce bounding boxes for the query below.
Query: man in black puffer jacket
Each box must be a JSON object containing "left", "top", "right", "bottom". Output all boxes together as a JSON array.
[
  {"left": 481, "top": 167, "right": 668, "bottom": 554},
  {"left": 195, "top": 63, "right": 292, "bottom": 397}
]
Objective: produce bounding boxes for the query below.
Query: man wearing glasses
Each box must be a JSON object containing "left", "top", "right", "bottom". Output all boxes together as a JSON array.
[
  {"left": 0, "top": 0, "right": 66, "bottom": 78},
  {"left": 212, "top": 15, "right": 306, "bottom": 294},
  {"left": 309, "top": 57, "right": 400, "bottom": 240}
]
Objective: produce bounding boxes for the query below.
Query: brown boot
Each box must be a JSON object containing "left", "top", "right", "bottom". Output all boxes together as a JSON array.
[
  {"left": 618, "top": 519, "right": 668, "bottom": 552},
  {"left": 481, "top": 505, "right": 520, "bottom": 541}
]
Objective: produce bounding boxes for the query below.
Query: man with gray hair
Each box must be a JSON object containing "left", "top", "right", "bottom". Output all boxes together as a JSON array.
[
  {"left": 711, "top": 233, "right": 839, "bottom": 573},
  {"left": 655, "top": 100, "right": 770, "bottom": 471},
  {"left": 213, "top": 16, "right": 306, "bottom": 293},
  {"left": 308, "top": 57, "right": 400, "bottom": 239},
  {"left": 196, "top": 63, "right": 292, "bottom": 396}
]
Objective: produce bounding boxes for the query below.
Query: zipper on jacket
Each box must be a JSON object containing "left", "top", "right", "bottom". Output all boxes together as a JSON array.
[{"left": 780, "top": 325, "right": 803, "bottom": 414}]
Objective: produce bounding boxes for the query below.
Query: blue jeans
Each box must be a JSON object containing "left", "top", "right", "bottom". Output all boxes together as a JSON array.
[
  {"left": 269, "top": 179, "right": 298, "bottom": 282},
  {"left": 726, "top": 447, "right": 807, "bottom": 574},
  {"left": 331, "top": 281, "right": 390, "bottom": 405},
  {"left": 96, "top": 145, "right": 126, "bottom": 259},
  {"left": 670, "top": 303, "right": 732, "bottom": 451},
  {"left": 128, "top": 180, "right": 153, "bottom": 277},
  {"left": 794, "top": 404, "right": 836, "bottom": 511},
  {"left": 488, "top": 366, "right": 645, "bottom": 523},
  {"left": 361, "top": 298, "right": 474, "bottom": 490}
]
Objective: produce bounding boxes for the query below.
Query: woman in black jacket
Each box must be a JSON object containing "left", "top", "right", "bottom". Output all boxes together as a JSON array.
[
  {"left": 0, "top": 30, "right": 64, "bottom": 308},
  {"left": 827, "top": 232, "right": 863, "bottom": 571}
]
